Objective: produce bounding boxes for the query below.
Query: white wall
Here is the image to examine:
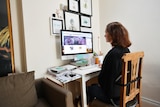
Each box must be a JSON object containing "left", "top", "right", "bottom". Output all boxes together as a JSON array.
[
  {"left": 99, "top": 0, "right": 160, "bottom": 102},
  {"left": 10, "top": 0, "right": 26, "bottom": 73},
  {"left": 19, "top": 0, "right": 100, "bottom": 78},
  {"left": 10, "top": 0, "right": 160, "bottom": 103}
]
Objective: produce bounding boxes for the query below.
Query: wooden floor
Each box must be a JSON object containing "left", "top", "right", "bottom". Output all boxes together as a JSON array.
[
  {"left": 142, "top": 69, "right": 160, "bottom": 107},
  {"left": 142, "top": 100, "right": 160, "bottom": 107},
  {"left": 142, "top": 68, "right": 160, "bottom": 102},
  {"left": 76, "top": 100, "right": 160, "bottom": 107}
]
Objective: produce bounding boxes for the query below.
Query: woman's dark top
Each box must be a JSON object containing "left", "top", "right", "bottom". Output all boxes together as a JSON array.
[{"left": 98, "top": 46, "right": 130, "bottom": 99}]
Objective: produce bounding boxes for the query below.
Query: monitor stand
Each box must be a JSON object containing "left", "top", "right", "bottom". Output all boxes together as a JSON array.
[{"left": 70, "top": 59, "right": 88, "bottom": 67}]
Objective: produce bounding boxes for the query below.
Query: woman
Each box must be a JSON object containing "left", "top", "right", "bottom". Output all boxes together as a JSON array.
[{"left": 87, "top": 22, "right": 131, "bottom": 106}]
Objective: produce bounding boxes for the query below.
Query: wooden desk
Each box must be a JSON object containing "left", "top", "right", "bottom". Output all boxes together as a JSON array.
[{"left": 72, "top": 66, "right": 101, "bottom": 107}]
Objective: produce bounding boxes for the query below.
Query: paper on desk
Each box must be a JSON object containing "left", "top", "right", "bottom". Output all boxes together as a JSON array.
[
  {"left": 44, "top": 73, "right": 64, "bottom": 86},
  {"left": 56, "top": 72, "right": 81, "bottom": 83}
]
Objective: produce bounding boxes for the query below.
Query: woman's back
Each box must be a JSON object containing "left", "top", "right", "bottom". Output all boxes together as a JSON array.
[{"left": 98, "top": 46, "right": 130, "bottom": 99}]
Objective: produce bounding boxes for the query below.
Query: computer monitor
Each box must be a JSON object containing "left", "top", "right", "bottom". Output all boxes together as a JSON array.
[{"left": 61, "top": 30, "right": 93, "bottom": 60}]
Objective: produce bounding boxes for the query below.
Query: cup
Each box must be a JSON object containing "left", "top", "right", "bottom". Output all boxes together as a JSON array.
[
  {"left": 95, "top": 57, "right": 99, "bottom": 64},
  {"left": 94, "top": 55, "right": 103, "bottom": 65}
]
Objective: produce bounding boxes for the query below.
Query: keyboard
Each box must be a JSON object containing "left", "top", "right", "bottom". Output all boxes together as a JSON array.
[{"left": 79, "top": 65, "right": 97, "bottom": 70}]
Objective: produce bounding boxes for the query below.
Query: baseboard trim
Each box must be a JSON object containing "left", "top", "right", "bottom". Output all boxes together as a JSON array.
[{"left": 142, "top": 96, "right": 160, "bottom": 106}]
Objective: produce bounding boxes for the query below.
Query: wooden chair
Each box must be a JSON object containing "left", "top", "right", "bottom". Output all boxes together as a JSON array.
[{"left": 89, "top": 51, "right": 144, "bottom": 107}]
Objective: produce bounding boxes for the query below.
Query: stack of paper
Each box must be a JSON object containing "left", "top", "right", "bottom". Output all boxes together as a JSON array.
[
  {"left": 45, "top": 70, "right": 81, "bottom": 84},
  {"left": 56, "top": 71, "right": 81, "bottom": 83}
]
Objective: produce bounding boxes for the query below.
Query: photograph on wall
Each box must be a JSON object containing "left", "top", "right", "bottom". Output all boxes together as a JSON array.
[
  {"left": 80, "top": 0, "right": 92, "bottom": 16},
  {"left": 51, "top": 18, "right": 63, "bottom": 34},
  {"left": 64, "top": 11, "right": 80, "bottom": 31},
  {"left": 80, "top": 15, "right": 91, "bottom": 28},
  {"left": 68, "top": 0, "right": 79, "bottom": 13}
]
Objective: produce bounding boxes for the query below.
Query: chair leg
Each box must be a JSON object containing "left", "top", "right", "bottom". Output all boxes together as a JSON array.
[{"left": 137, "top": 94, "right": 141, "bottom": 107}]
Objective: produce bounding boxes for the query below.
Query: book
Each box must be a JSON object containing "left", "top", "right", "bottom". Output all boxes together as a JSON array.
[
  {"left": 55, "top": 72, "right": 81, "bottom": 84},
  {"left": 47, "top": 68, "right": 67, "bottom": 77},
  {"left": 45, "top": 70, "right": 81, "bottom": 84},
  {"left": 49, "top": 66, "right": 66, "bottom": 73},
  {"left": 47, "top": 64, "right": 77, "bottom": 77}
]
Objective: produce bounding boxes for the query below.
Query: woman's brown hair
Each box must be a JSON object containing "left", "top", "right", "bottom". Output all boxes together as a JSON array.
[{"left": 106, "top": 22, "right": 131, "bottom": 48}]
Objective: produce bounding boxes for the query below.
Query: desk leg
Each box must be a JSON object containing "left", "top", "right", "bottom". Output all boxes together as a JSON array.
[{"left": 81, "top": 75, "right": 87, "bottom": 107}]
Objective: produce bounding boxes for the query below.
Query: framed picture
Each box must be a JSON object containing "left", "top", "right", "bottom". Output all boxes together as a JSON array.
[
  {"left": 68, "top": 0, "right": 79, "bottom": 12},
  {"left": 80, "top": 15, "right": 91, "bottom": 28},
  {"left": 64, "top": 11, "right": 80, "bottom": 31},
  {"left": 80, "top": 0, "right": 92, "bottom": 16},
  {"left": 0, "top": 0, "right": 15, "bottom": 77},
  {"left": 51, "top": 18, "right": 63, "bottom": 34}
]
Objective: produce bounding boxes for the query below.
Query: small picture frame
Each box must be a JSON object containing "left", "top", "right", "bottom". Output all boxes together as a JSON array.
[
  {"left": 80, "top": 0, "right": 92, "bottom": 16},
  {"left": 64, "top": 11, "right": 80, "bottom": 31},
  {"left": 68, "top": 0, "right": 79, "bottom": 13},
  {"left": 80, "top": 15, "right": 91, "bottom": 28},
  {"left": 50, "top": 18, "right": 63, "bottom": 34}
]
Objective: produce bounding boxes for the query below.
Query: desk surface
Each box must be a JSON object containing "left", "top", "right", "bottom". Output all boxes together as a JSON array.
[
  {"left": 45, "top": 65, "right": 101, "bottom": 84},
  {"left": 72, "top": 66, "right": 101, "bottom": 75}
]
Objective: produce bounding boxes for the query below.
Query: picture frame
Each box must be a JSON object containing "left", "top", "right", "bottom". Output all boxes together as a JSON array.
[
  {"left": 68, "top": 0, "right": 79, "bottom": 13},
  {"left": 64, "top": 11, "right": 80, "bottom": 31},
  {"left": 80, "top": 15, "right": 91, "bottom": 28},
  {"left": 80, "top": 0, "right": 92, "bottom": 16},
  {"left": 0, "top": 0, "right": 15, "bottom": 76},
  {"left": 50, "top": 18, "right": 63, "bottom": 34}
]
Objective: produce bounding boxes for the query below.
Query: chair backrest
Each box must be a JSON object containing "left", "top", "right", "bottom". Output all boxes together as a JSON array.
[{"left": 120, "top": 51, "right": 144, "bottom": 107}]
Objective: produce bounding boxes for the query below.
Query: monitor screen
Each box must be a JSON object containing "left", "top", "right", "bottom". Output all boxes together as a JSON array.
[{"left": 61, "top": 30, "right": 93, "bottom": 56}]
